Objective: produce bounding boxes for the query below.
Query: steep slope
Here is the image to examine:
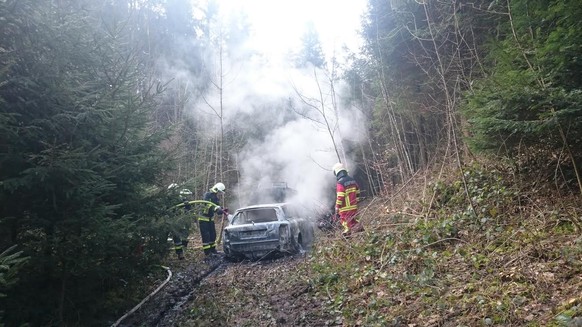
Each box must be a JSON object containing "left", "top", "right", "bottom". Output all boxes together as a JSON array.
[
  {"left": 299, "top": 164, "right": 582, "bottom": 326},
  {"left": 114, "top": 163, "right": 582, "bottom": 326}
]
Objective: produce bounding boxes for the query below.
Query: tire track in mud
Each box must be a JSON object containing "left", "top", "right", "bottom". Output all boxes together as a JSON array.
[
  {"left": 116, "top": 254, "right": 293, "bottom": 327},
  {"left": 117, "top": 256, "right": 224, "bottom": 327},
  {"left": 176, "top": 254, "right": 334, "bottom": 327},
  {"left": 115, "top": 248, "right": 318, "bottom": 327}
]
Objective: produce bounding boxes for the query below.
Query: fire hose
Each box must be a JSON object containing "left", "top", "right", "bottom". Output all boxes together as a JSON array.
[
  {"left": 111, "top": 266, "right": 172, "bottom": 327},
  {"left": 174, "top": 200, "right": 221, "bottom": 210},
  {"left": 175, "top": 200, "right": 228, "bottom": 245},
  {"left": 111, "top": 201, "right": 228, "bottom": 326}
]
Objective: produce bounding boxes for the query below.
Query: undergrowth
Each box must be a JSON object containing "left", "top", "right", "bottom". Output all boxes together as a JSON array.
[
  {"left": 305, "top": 162, "right": 582, "bottom": 326},
  {"left": 144, "top": 161, "right": 582, "bottom": 327}
]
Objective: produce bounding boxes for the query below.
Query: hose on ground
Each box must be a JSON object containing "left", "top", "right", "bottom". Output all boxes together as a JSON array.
[{"left": 111, "top": 265, "right": 172, "bottom": 327}]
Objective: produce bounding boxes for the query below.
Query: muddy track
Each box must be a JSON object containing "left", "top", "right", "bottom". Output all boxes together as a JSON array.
[
  {"left": 117, "top": 256, "right": 225, "bottom": 327},
  {"left": 178, "top": 253, "right": 333, "bottom": 327},
  {"left": 115, "top": 252, "right": 309, "bottom": 327}
]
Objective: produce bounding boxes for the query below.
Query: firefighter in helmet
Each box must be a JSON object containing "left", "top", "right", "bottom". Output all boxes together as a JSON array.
[
  {"left": 332, "top": 163, "right": 361, "bottom": 236},
  {"left": 198, "top": 182, "right": 228, "bottom": 257},
  {"left": 168, "top": 184, "right": 193, "bottom": 260}
]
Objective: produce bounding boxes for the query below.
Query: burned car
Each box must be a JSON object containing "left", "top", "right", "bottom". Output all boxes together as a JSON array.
[{"left": 222, "top": 203, "right": 314, "bottom": 260}]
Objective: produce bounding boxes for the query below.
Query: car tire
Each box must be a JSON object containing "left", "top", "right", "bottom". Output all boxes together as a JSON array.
[
  {"left": 299, "top": 225, "right": 314, "bottom": 251},
  {"left": 294, "top": 233, "right": 305, "bottom": 253}
]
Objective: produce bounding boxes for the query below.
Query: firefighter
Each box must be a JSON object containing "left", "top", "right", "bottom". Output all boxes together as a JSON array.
[
  {"left": 332, "top": 163, "right": 361, "bottom": 236},
  {"left": 198, "top": 182, "right": 228, "bottom": 257},
  {"left": 170, "top": 186, "right": 194, "bottom": 260}
]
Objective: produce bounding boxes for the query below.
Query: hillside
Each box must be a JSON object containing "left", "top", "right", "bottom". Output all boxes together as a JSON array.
[
  {"left": 112, "top": 162, "right": 582, "bottom": 327},
  {"left": 2, "top": 1, "right": 581, "bottom": 326},
  {"left": 299, "top": 167, "right": 582, "bottom": 326}
]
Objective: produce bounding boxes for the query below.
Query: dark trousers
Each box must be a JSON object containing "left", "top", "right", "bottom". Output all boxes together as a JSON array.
[
  {"left": 172, "top": 235, "right": 189, "bottom": 255},
  {"left": 199, "top": 219, "right": 217, "bottom": 255},
  {"left": 173, "top": 236, "right": 183, "bottom": 255},
  {"left": 171, "top": 223, "right": 189, "bottom": 256}
]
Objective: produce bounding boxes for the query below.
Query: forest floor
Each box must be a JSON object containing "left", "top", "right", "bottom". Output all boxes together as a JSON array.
[
  {"left": 116, "top": 233, "right": 333, "bottom": 327},
  {"left": 115, "top": 165, "right": 582, "bottom": 327}
]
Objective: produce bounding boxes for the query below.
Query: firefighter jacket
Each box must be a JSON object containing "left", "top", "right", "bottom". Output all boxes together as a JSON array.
[
  {"left": 201, "top": 191, "right": 224, "bottom": 219},
  {"left": 335, "top": 170, "right": 360, "bottom": 214}
]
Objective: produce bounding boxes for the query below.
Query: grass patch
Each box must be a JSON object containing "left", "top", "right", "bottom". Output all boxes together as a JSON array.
[{"left": 300, "top": 162, "right": 582, "bottom": 326}]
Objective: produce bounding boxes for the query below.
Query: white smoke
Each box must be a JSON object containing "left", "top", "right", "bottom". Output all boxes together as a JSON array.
[
  {"left": 223, "top": 64, "right": 365, "bottom": 213},
  {"left": 181, "top": 1, "right": 367, "bottom": 213}
]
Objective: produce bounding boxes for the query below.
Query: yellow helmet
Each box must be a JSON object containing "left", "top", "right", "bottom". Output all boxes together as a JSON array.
[{"left": 332, "top": 162, "right": 347, "bottom": 176}]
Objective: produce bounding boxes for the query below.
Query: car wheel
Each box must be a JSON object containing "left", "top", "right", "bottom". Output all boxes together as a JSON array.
[
  {"left": 295, "top": 233, "right": 305, "bottom": 253},
  {"left": 299, "top": 226, "right": 314, "bottom": 251}
]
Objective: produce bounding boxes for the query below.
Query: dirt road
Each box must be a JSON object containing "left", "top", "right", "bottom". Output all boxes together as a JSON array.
[{"left": 116, "top": 251, "right": 334, "bottom": 327}]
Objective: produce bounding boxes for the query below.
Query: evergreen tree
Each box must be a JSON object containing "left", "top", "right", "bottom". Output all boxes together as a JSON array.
[
  {"left": 296, "top": 21, "right": 326, "bottom": 68},
  {"left": 0, "top": 0, "right": 175, "bottom": 325},
  {"left": 463, "top": 0, "right": 582, "bottom": 191}
]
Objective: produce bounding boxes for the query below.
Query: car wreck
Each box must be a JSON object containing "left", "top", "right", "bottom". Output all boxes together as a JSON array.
[{"left": 222, "top": 203, "right": 314, "bottom": 260}]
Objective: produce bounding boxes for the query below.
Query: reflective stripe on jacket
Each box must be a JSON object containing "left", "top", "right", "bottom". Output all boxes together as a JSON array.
[
  {"left": 335, "top": 171, "right": 360, "bottom": 213},
  {"left": 202, "top": 191, "right": 223, "bottom": 218}
]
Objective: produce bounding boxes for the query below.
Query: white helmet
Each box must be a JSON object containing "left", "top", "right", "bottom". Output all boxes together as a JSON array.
[
  {"left": 211, "top": 182, "right": 226, "bottom": 193},
  {"left": 179, "top": 189, "right": 192, "bottom": 196},
  {"left": 332, "top": 162, "right": 347, "bottom": 176},
  {"left": 178, "top": 188, "right": 193, "bottom": 200}
]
